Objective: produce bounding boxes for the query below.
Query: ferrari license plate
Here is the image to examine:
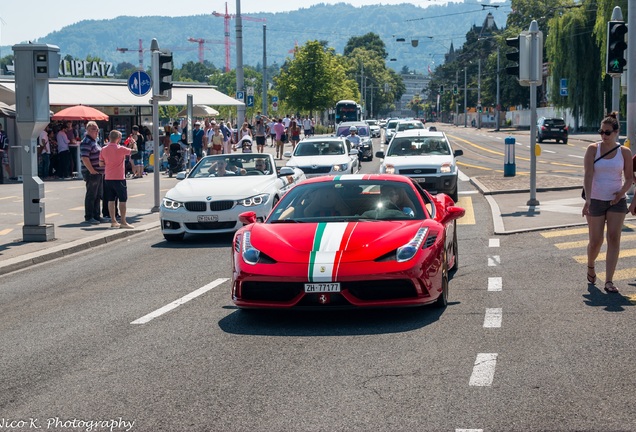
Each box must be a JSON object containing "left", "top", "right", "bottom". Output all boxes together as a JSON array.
[
  {"left": 304, "top": 283, "right": 341, "bottom": 293},
  {"left": 197, "top": 215, "right": 218, "bottom": 222}
]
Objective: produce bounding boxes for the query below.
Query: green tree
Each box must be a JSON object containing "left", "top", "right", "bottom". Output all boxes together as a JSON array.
[
  {"left": 546, "top": 2, "right": 604, "bottom": 127},
  {"left": 343, "top": 33, "right": 388, "bottom": 59},
  {"left": 177, "top": 61, "right": 217, "bottom": 83},
  {"left": 275, "top": 40, "right": 358, "bottom": 115}
]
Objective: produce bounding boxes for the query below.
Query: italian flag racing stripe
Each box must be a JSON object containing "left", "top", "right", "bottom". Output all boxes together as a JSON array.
[{"left": 308, "top": 222, "right": 354, "bottom": 282}]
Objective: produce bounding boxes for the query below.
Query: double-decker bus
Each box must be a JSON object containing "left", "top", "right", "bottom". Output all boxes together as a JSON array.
[{"left": 335, "top": 100, "right": 361, "bottom": 124}]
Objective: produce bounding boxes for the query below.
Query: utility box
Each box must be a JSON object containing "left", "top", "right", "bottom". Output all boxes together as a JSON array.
[
  {"left": 504, "top": 136, "right": 516, "bottom": 177},
  {"left": 13, "top": 43, "right": 60, "bottom": 242}
]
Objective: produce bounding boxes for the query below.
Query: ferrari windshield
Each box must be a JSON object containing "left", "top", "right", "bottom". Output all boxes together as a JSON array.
[
  {"left": 188, "top": 154, "right": 274, "bottom": 178},
  {"left": 269, "top": 180, "right": 426, "bottom": 222},
  {"left": 293, "top": 141, "right": 346, "bottom": 156},
  {"left": 387, "top": 137, "right": 451, "bottom": 157}
]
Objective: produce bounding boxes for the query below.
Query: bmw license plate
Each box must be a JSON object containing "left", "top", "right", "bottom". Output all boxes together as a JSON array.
[
  {"left": 551, "top": 128, "right": 560, "bottom": 131},
  {"left": 304, "top": 283, "right": 341, "bottom": 293},
  {"left": 197, "top": 215, "right": 218, "bottom": 222}
]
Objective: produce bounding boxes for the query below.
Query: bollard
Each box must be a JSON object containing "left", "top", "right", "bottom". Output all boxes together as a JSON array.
[{"left": 504, "top": 136, "right": 516, "bottom": 177}]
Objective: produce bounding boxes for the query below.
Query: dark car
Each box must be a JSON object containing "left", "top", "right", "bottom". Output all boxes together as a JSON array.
[{"left": 537, "top": 117, "right": 568, "bottom": 144}]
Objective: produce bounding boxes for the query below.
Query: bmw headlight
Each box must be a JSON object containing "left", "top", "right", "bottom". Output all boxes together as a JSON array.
[
  {"left": 162, "top": 198, "right": 184, "bottom": 210},
  {"left": 238, "top": 193, "right": 270, "bottom": 207},
  {"left": 440, "top": 163, "right": 452, "bottom": 173},
  {"left": 332, "top": 163, "right": 349, "bottom": 172},
  {"left": 396, "top": 227, "right": 428, "bottom": 262},
  {"left": 241, "top": 231, "right": 261, "bottom": 265}
]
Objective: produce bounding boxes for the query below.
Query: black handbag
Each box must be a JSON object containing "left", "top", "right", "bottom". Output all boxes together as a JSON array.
[{"left": 581, "top": 145, "right": 621, "bottom": 199}]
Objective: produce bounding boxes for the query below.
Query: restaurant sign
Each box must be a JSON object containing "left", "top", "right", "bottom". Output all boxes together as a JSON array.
[{"left": 59, "top": 59, "right": 115, "bottom": 78}]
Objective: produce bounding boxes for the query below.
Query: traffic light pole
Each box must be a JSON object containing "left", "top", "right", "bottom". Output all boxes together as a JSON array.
[{"left": 527, "top": 20, "right": 541, "bottom": 207}]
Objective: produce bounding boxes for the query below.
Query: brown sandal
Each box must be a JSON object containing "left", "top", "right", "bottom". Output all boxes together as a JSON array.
[
  {"left": 587, "top": 266, "right": 596, "bottom": 284},
  {"left": 604, "top": 281, "right": 619, "bottom": 293}
]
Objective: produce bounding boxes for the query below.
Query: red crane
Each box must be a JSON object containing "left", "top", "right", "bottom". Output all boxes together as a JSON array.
[
  {"left": 212, "top": 2, "right": 266, "bottom": 72},
  {"left": 187, "top": 37, "right": 225, "bottom": 64},
  {"left": 116, "top": 39, "right": 144, "bottom": 69}
]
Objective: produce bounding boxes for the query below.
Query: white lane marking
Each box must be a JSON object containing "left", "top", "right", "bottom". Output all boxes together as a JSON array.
[
  {"left": 484, "top": 308, "right": 502, "bottom": 328},
  {"left": 456, "top": 430, "right": 483, "bottom": 432},
  {"left": 488, "top": 277, "right": 502, "bottom": 291},
  {"left": 458, "top": 169, "right": 470, "bottom": 181},
  {"left": 489, "top": 238, "right": 500, "bottom": 247},
  {"left": 488, "top": 255, "right": 500, "bottom": 266},
  {"left": 131, "top": 278, "right": 229, "bottom": 324},
  {"left": 569, "top": 154, "right": 584, "bottom": 159},
  {"left": 543, "top": 149, "right": 556, "bottom": 154},
  {"left": 469, "top": 353, "right": 498, "bottom": 386}
]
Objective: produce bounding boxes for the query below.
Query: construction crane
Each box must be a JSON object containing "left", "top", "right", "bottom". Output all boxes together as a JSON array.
[
  {"left": 116, "top": 39, "right": 144, "bottom": 69},
  {"left": 212, "top": 2, "right": 266, "bottom": 72},
  {"left": 186, "top": 37, "right": 225, "bottom": 64}
]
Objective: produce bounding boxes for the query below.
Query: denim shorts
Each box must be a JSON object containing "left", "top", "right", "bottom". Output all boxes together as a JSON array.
[{"left": 588, "top": 198, "right": 628, "bottom": 217}]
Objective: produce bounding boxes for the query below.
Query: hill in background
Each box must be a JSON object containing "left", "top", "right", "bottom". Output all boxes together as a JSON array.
[{"left": 1, "top": 1, "right": 509, "bottom": 75}]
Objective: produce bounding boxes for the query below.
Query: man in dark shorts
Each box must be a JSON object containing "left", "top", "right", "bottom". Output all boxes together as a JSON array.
[{"left": 99, "top": 129, "right": 134, "bottom": 229}]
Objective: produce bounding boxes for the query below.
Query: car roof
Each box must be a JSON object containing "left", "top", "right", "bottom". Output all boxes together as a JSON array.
[
  {"left": 392, "top": 129, "right": 445, "bottom": 138},
  {"left": 338, "top": 121, "right": 368, "bottom": 128},
  {"left": 300, "top": 136, "right": 347, "bottom": 143}
]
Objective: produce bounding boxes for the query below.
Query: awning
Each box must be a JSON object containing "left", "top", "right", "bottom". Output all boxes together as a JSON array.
[{"left": 0, "top": 78, "right": 244, "bottom": 108}]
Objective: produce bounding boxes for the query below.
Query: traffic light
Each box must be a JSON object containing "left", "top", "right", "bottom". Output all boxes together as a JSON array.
[
  {"left": 477, "top": 105, "right": 483, "bottom": 113},
  {"left": 452, "top": 84, "right": 458, "bottom": 95},
  {"left": 505, "top": 33, "right": 529, "bottom": 81},
  {"left": 606, "top": 21, "right": 627, "bottom": 75},
  {"left": 152, "top": 49, "right": 173, "bottom": 99}
]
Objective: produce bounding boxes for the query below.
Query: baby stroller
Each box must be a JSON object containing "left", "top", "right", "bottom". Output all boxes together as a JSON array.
[{"left": 167, "top": 142, "right": 184, "bottom": 178}]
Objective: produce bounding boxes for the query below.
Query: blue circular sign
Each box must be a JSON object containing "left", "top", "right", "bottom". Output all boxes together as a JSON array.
[{"left": 128, "top": 70, "right": 152, "bottom": 97}]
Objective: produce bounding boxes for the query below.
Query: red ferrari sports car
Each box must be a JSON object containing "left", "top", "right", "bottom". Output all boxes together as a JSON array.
[{"left": 231, "top": 174, "right": 465, "bottom": 309}]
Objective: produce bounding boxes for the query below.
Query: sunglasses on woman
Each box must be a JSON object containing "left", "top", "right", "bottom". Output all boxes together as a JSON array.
[{"left": 598, "top": 129, "right": 615, "bottom": 136}]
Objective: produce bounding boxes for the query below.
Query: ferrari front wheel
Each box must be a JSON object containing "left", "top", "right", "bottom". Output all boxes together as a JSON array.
[
  {"left": 434, "top": 263, "right": 449, "bottom": 308},
  {"left": 449, "top": 222, "right": 459, "bottom": 277}
]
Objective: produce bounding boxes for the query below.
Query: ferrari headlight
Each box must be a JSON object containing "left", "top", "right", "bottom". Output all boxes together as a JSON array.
[
  {"left": 162, "top": 198, "right": 184, "bottom": 210},
  {"left": 396, "top": 227, "right": 428, "bottom": 262},
  {"left": 332, "top": 163, "right": 349, "bottom": 172},
  {"left": 238, "top": 193, "right": 270, "bottom": 207},
  {"left": 241, "top": 231, "right": 261, "bottom": 265},
  {"left": 384, "top": 164, "right": 396, "bottom": 174},
  {"left": 440, "top": 163, "right": 452, "bottom": 173}
]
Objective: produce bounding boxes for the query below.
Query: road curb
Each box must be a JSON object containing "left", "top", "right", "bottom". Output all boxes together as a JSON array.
[
  {"left": 470, "top": 177, "right": 582, "bottom": 195},
  {"left": 0, "top": 221, "right": 160, "bottom": 276}
]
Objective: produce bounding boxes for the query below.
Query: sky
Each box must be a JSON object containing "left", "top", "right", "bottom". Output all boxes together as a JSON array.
[{"left": 0, "top": 0, "right": 455, "bottom": 46}]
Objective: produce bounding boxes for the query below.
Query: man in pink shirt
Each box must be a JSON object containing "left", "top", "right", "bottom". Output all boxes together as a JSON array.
[{"left": 99, "top": 130, "right": 134, "bottom": 229}]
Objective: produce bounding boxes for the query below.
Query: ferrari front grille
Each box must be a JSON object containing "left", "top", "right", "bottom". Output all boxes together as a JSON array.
[
  {"left": 346, "top": 280, "right": 417, "bottom": 300},
  {"left": 241, "top": 282, "right": 303, "bottom": 302}
]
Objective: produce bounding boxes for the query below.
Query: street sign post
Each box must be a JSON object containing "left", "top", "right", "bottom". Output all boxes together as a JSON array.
[
  {"left": 236, "top": 91, "right": 245, "bottom": 101},
  {"left": 247, "top": 95, "right": 254, "bottom": 107}
]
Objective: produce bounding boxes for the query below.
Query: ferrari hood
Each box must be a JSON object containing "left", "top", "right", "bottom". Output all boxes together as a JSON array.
[{"left": 250, "top": 220, "right": 426, "bottom": 265}]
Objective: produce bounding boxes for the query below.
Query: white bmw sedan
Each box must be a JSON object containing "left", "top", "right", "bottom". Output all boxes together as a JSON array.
[
  {"left": 284, "top": 137, "right": 359, "bottom": 178},
  {"left": 160, "top": 153, "right": 305, "bottom": 241}
]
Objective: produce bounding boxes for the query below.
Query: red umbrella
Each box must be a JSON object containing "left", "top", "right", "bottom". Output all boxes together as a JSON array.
[{"left": 51, "top": 105, "right": 109, "bottom": 121}]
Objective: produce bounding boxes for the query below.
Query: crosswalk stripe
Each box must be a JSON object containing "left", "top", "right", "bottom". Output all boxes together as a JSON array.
[
  {"left": 573, "top": 249, "right": 636, "bottom": 264},
  {"left": 554, "top": 233, "right": 636, "bottom": 250},
  {"left": 543, "top": 223, "right": 636, "bottom": 239}
]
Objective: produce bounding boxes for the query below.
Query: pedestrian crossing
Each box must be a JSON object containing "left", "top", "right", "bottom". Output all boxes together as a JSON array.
[{"left": 540, "top": 222, "right": 636, "bottom": 284}]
